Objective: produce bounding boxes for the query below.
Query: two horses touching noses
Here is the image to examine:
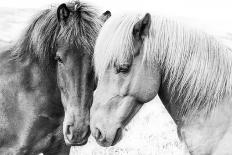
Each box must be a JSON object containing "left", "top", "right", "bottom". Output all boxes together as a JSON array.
[
  {"left": 2, "top": 0, "right": 231, "bottom": 154},
  {"left": 0, "top": 1, "right": 111, "bottom": 154},
  {"left": 90, "top": 12, "right": 232, "bottom": 155}
]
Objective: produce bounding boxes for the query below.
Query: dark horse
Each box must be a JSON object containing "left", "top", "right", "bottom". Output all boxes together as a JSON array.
[{"left": 0, "top": 1, "right": 110, "bottom": 155}]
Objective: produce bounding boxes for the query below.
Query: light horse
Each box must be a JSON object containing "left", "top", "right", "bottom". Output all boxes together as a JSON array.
[
  {"left": 90, "top": 13, "right": 232, "bottom": 155},
  {"left": 0, "top": 1, "right": 110, "bottom": 155}
]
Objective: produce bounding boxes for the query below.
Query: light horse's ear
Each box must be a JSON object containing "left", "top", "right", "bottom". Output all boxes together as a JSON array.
[
  {"left": 100, "top": 10, "right": 111, "bottom": 22},
  {"left": 57, "top": 3, "right": 70, "bottom": 22},
  {"left": 133, "top": 13, "right": 151, "bottom": 41}
]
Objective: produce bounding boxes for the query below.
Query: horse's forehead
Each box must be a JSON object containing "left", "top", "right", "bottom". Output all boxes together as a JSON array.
[
  {"left": 69, "top": 45, "right": 92, "bottom": 57},
  {"left": 57, "top": 26, "right": 95, "bottom": 55}
]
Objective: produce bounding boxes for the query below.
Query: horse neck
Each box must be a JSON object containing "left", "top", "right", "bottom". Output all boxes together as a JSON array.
[
  {"left": 155, "top": 38, "right": 232, "bottom": 127},
  {"left": 158, "top": 79, "right": 183, "bottom": 126}
]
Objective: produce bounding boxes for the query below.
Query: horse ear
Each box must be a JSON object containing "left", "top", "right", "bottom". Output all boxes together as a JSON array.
[
  {"left": 57, "top": 3, "right": 70, "bottom": 22},
  {"left": 133, "top": 13, "right": 151, "bottom": 40},
  {"left": 100, "top": 10, "right": 111, "bottom": 22}
]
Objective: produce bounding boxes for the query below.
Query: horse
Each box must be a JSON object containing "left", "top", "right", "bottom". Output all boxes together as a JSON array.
[
  {"left": 0, "top": 1, "right": 110, "bottom": 154},
  {"left": 90, "top": 13, "right": 232, "bottom": 155}
]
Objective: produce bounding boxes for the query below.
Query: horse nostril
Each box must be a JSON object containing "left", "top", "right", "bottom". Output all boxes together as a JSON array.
[
  {"left": 94, "top": 128, "right": 100, "bottom": 139},
  {"left": 82, "top": 125, "right": 91, "bottom": 139},
  {"left": 95, "top": 128, "right": 104, "bottom": 142},
  {"left": 66, "top": 125, "right": 74, "bottom": 141}
]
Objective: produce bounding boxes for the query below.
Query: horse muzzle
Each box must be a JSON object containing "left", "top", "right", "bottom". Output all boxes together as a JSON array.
[{"left": 63, "top": 123, "right": 90, "bottom": 146}]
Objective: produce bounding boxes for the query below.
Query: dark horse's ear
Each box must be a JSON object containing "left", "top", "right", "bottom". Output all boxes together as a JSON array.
[
  {"left": 100, "top": 10, "right": 111, "bottom": 22},
  {"left": 57, "top": 3, "right": 70, "bottom": 22},
  {"left": 133, "top": 13, "right": 151, "bottom": 41}
]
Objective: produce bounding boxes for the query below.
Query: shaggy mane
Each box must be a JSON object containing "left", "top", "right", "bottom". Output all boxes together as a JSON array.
[{"left": 11, "top": 1, "right": 102, "bottom": 68}]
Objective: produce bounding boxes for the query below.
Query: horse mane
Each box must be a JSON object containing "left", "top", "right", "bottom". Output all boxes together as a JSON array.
[
  {"left": 94, "top": 14, "right": 232, "bottom": 118},
  {"left": 11, "top": 1, "right": 102, "bottom": 68}
]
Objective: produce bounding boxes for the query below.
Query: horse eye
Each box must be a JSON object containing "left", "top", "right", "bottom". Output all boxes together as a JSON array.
[
  {"left": 55, "top": 55, "right": 63, "bottom": 63},
  {"left": 116, "top": 64, "right": 130, "bottom": 74}
]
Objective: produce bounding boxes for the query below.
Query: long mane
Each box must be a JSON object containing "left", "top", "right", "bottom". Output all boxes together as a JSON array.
[
  {"left": 11, "top": 1, "right": 102, "bottom": 68},
  {"left": 94, "top": 14, "right": 232, "bottom": 118}
]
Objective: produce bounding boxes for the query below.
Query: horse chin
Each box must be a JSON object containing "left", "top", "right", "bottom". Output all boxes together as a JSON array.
[{"left": 96, "top": 140, "right": 112, "bottom": 147}]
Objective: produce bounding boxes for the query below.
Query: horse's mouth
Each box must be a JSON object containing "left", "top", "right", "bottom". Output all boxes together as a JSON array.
[
  {"left": 71, "top": 138, "right": 88, "bottom": 146},
  {"left": 67, "top": 136, "right": 89, "bottom": 146}
]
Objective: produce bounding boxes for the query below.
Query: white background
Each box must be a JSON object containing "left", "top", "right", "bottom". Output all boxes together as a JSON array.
[
  {"left": 1, "top": 0, "right": 232, "bottom": 36},
  {"left": 1, "top": 0, "right": 232, "bottom": 19}
]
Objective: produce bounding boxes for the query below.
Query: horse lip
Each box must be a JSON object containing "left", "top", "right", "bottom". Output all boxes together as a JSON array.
[
  {"left": 70, "top": 139, "right": 88, "bottom": 146},
  {"left": 96, "top": 139, "right": 111, "bottom": 147},
  {"left": 66, "top": 137, "right": 89, "bottom": 146}
]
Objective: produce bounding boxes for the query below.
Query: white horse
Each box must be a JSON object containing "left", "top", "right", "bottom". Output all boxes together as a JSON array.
[{"left": 90, "top": 13, "right": 232, "bottom": 155}]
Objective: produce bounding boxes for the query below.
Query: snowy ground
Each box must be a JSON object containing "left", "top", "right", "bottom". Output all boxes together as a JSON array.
[{"left": 1, "top": 7, "right": 232, "bottom": 155}]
